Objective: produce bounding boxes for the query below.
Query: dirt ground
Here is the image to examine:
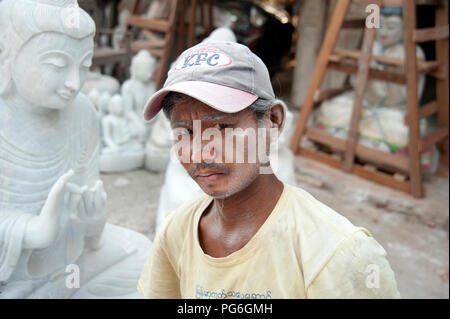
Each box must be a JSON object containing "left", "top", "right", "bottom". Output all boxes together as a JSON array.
[{"left": 101, "top": 154, "right": 449, "bottom": 299}]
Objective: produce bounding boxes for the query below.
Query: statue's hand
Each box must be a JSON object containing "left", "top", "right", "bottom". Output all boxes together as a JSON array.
[
  {"left": 67, "top": 181, "right": 107, "bottom": 238},
  {"left": 23, "top": 170, "right": 74, "bottom": 250}
]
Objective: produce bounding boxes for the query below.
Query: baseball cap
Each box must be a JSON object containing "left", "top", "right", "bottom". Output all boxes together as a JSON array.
[{"left": 142, "top": 41, "right": 275, "bottom": 121}]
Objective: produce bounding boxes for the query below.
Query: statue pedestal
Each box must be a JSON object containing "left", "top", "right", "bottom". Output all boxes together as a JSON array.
[{"left": 100, "top": 151, "right": 145, "bottom": 173}]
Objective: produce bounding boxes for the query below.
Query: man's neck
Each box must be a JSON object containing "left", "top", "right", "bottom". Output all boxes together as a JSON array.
[{"left": 210, "top": 173, "right": 284, "bottom": 231}]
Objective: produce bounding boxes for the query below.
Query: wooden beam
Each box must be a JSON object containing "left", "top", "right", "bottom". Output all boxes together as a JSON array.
[
  {"left": 313, "top": 86, "right": 353, "bottom": 104},
  {"left": 126, "top": 15, "right": 170, "bottom": 33},
  {"left": 413, "top": 25, "right": 449, "bottom": 43},
  {"left": 327, "top": 60, "right": 407, "bottom": 84},
  {"left": 435, "top": 1, "right": 449, "bottom": 169},
  {"left": 305, "top": 127, "right": 410, "bottom": 172},
  {"left": 334, "top": 48, "right": 440, "bottom": 73},
  {"left": 419, "top": 127, "right": 449, "bottom": 152},
  {"left": 298, "top": 147, "right": 412, "bottom": 193},
  {"left": 404, "top": 100, "right": 438, "bottom": 124},
  {"left": 403, "top": 0, "right": 424, "bottom": 198},
  {"left": 343, "top": 23, "right": 378, "bottom": 172},
  {"left": 289, "top": 0, "right": 351, "bottom": 153},
  {"left": 352, "top": 0, "right": 403, "bottom": 6}
]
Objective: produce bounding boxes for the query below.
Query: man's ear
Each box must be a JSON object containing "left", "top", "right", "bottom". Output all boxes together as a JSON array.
[{"left": 269, "top": 102, "right": 286, "bottom": 132}]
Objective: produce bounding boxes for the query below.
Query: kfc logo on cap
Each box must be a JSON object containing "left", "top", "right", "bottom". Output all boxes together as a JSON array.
[{"left": 174, "top": 48, "right": 232, "bottom": 70}]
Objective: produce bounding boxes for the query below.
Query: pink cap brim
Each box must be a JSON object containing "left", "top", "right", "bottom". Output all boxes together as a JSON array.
[{"left": 143, "top": 81, "right": 258, "bottom": 121}]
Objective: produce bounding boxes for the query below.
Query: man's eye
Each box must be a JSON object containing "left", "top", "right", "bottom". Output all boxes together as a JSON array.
[
  {"left": 180, "top": 128, "right": 193, "bottom": 135},
  {"left": 217, "top": 123, "right": 230, "bottom": 130}
]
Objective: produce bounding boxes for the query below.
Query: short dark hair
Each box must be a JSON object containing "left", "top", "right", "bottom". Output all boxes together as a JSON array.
[{"left": 161, "top": 92, "right": 273, "bottom": 121}]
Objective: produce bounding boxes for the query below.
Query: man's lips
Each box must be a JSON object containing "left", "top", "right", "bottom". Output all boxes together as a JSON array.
[{"left": 195, "top": 171, "right": 225, "bottom": 182}]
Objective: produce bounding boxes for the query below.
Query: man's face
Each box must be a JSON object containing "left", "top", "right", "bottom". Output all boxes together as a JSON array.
[{"left": 170, "top": 99, "right": 270, "bottom": 199}]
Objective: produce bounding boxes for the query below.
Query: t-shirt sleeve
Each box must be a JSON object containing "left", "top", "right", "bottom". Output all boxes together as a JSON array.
[
  {"left": 307, "top": 230, "right": 401, "bottom": 299},
  {"left": 137, "top": 226, "right": 181, "bottom": 299}
]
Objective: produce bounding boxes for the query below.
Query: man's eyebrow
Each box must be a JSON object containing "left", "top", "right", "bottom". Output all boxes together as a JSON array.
[
  {"left": 172, "top": 120, "right": 190, "bottom": 128},
  {"left": 172, "top": 113, "right": 234, "bottom": 127},
  {"left": 200, "top": 113, "right": 233, "bottom": 121}
]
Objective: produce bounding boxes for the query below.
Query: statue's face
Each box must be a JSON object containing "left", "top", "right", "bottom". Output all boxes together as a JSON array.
[
  {"left": 109, "top": 99, "right": 124, "bottom": 116},
  {"left": 377, "top": 15, "right": 403, "bottom": 48},
  {"left": 134, "top": 61, "right": 154, "bottom": 82},
  {"left": 11, "top": 32, "right": 93, "bottom": 109}
]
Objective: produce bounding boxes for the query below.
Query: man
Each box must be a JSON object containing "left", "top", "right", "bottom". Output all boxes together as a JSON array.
[{"left": 138, "top": 41, "right": 400, "bottom": 299}]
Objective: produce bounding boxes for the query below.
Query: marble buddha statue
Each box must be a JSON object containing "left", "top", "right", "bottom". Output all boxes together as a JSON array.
[
  {"left": 121, "top": 50, "right": 157, "bottom": 138},
  {"left": 144, "top": 112, "right": 173, "bottom": 172},
  {"left": 314, "top": 7, "right": 439, "bottom": 172},
  {"left": 0, "top": 0, "right": 151, "bottom": 298},
  {"left": 100, "top": 95, "right": 145, "bottom": 173}
]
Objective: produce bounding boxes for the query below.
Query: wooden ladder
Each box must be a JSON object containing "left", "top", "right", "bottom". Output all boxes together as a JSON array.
[
  {"left": 126, "top": 0, "right": 213, "bottom": 90},
  {"left": 289, "top": 0, "right": 449, "bottom": 198},
  {"left": 126, "top": 0, "right": 181, "bottom": 89}
]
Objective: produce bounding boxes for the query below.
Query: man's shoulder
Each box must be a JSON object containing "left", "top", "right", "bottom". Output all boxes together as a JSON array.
[
  {"left": 283, "top": 183, "right": 363, "bottom": 237},
  {"left": 282, "top": 184, "right": 381, "bottom": 288}
]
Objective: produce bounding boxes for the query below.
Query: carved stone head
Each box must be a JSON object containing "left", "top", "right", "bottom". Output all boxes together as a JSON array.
[
  {"left": 377, "top": 6, "right": 404, "bottom": 49},
  {"left": 108, "top": 94, "right": 125, "bottom": 117},
  {"left": 130, "top": 50, "right": 157, "bottom": 83},
  {"left": 0, "top": 0, "right": 96, "bottom": 109}
]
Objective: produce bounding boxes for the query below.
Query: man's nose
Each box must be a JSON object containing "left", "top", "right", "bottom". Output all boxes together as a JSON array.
[{"left": 191, "top": 134, "right": 218, "bottom": 164}]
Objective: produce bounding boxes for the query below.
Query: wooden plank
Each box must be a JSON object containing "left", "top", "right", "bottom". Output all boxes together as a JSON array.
[
  {"left": 353, "top": 0, "right": 439, "bottom": 5},
  {"left": 403, "top": 0, "right": 424, "bottom": 198},
  {"left": 413, "top": 25, "right": 449, "bottom": 43},
  {"left": 334, "top": 48, "right": 439, "bottom": 73},
  {"left": 289, "top": 0, "right": 351, "bottom": 153},
  {"left": 352, "top": 164, "right": 411, "bottom": 193},
  {"left": 305, "top": 127, "right": 410, "bottom": 172},
  {"left": 343, "top": 23, "right": 377, "bottom": 172},
  {"left": 404, "top": 100, "right": 438, "bottom": 124},
  {"left": 131, "top": 0, "right": 140, "bottom": 14},
  {"left": 327, "top": 60, "right": 407, "bottom": 84},
  {"left": 352, "top": 0, "right": 403, "bottom": 6},
  {"left": 418, "top": 127, "right": 449, "bottom": 152},
  {"left": 298, "top": 147, "right": 412, "bottom": 193},
  {"left": 126, "top": 15, "right": 170, "bottom": 33},
  {"left": 155, "top": 0, "right": 180, "bottom": 89},
  {"left": 342, "top": 19, "right": 366, "bottom": 29},
  {"left": 188, "top": 0, "right": 197, "bottom": 47},
  {"left": 435, "top": 1, "right": 449, "bottom": 169},
  {"left": 313, "top": 86, "right": 352, "bottom": 104}
]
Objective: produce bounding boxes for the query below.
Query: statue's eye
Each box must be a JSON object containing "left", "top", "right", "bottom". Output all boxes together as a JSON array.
[{"left": 42, "top": 57, "right": 67, "bottom": 69}]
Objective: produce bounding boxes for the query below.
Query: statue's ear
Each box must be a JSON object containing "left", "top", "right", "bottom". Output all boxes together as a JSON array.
[
  {"left": 0, "top": 37, "right": 12, "bottom": 96},
  {"left": 0, "top": 37, "right": 7, "bottom": 64}
]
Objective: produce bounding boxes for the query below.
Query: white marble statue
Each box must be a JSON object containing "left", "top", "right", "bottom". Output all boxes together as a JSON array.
[
  {"left": 98, "top": 91, "right": 112, "bottom": 118},
  {"left": 113, "top": 8, "right": 131, "bottom": 50},
  {"left": 155, "top": 100, "right": 297, "bottom": 230},
  {"left": 121, "top": 50, "right": 157, "bottom": 138},
  {"left": 100, "top": 95, "right": 145, "bottom": 173},
  {"left": 0, "top": 0, "right": 151, "bottom": 299},
  {"left": 202, "top": 27, "right": 237, "bottom": 43},
  {"left": 144, "top": 112, "right": 173, "bottom": 172},
  {"left": 313, "top": 6, "right": 438, "bottom": 172}
]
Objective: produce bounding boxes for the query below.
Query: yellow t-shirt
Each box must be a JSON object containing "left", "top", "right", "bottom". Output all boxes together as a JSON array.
[{"left": 138, "top": 183, "right": 400, "bottom": 299}]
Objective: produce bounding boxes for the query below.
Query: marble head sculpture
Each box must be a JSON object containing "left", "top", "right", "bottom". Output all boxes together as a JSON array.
[
  {"left": 0, "top": 0, "right": 151, "bottom": 298},
  {"left": 0, "top": 0, "right": 95, "bottom": 99},
  {"left": 377, "top": 6, "right": 404, "bottom": 48}
]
